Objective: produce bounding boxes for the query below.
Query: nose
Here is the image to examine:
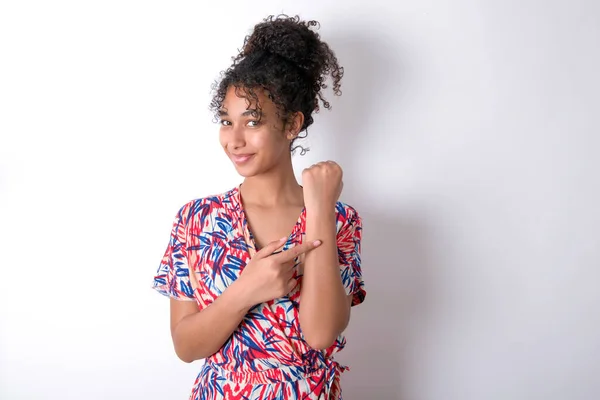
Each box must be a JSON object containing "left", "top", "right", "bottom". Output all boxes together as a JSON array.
[{"left": 227, "top": 124, "right": 246, "bottom": 151}]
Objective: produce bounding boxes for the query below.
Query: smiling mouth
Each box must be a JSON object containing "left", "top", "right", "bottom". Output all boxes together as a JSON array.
[{"left": 231, "top": 154, "right": 254, "bottom": 164}]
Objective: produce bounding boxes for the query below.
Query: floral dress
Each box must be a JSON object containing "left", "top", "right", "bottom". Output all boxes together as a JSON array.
[{"left": 152, "top": 186, "right": 365, "bottom": 399}]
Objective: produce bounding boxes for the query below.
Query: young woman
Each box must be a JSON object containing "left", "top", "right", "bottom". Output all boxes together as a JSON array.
[{"left": 152, "top": 15, "right": 366, "bottom": 400}]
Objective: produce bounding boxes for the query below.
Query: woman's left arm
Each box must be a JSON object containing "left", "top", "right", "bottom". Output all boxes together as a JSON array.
[
  {"left": 299, "top": 161, "right": 356, "bottom": 350},
  {"left": 299, "top": 208, "right": 353, "bottom": 350}
]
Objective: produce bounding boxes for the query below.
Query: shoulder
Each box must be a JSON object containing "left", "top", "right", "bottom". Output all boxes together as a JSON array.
[
  {"left": 335, "top": 201, "right": 361, "bottom": 221},
  {"left": 172, "top": 187, "right": 239, "bottom": 226},
  {"left": 335, "top": 201, "right": 362, "bottom": 232}
]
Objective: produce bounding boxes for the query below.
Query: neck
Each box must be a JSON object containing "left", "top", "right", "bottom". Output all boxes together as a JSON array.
[{"left": 240, "top": 159, "right": 303, "bottom": 208}]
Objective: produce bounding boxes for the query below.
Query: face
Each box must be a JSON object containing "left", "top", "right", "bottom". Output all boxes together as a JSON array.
[{"left": 218, "top": 86, "right": 301, "bottom": 177}]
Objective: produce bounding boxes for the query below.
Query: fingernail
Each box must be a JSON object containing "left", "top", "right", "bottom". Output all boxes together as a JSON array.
[{"left": 313, "top": 240, "right": 322, "bottom": 246}]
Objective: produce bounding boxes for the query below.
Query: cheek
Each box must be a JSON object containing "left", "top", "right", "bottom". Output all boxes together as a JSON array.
[
  {"left": 249, "top": 133, "right": 270, "bottom": 150},
  {"left": 252, "top": 127, "right": 287, "bottom": 152},
  {"left": 218, "top": 128, "right": 228, "bottom": 148}
]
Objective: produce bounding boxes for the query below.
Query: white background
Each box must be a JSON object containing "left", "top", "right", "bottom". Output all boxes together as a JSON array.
[{"left": 1, "top": 1, "right": 599, "bottom": 399}]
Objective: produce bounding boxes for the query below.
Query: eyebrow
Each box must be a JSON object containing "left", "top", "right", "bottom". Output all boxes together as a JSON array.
[{"left": 218, "top": 109, "right": 263, "bottom": 118}]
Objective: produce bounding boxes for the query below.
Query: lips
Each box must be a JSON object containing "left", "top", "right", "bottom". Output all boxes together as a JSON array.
[{"left": 230, "top": 154, "right": 254, "bottom": 164}]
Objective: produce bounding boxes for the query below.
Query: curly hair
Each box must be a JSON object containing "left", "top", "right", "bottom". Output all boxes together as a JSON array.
[{"left": 210, "top": 15, "right": 344, "bottom": 155}]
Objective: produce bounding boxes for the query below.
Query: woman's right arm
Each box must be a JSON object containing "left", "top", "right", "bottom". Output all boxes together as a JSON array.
[
  {"left": 168, "top": 238, "right": 321, "bottom": 363},
  {"left": 169, "top": 279, "right": 253, "bottom": 363}
]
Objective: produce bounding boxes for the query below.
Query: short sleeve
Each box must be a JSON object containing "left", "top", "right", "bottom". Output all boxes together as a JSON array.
[
  {"left": 152, "top": 203, "right": 196, "bottom": 301},
  {"left": 336, "top": 204, "right": 366, "bottom": 307}
]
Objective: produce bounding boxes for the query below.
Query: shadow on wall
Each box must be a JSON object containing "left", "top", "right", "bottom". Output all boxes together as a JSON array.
[{"left": 322, "top": 31, "right": 437, "bottom": 400}]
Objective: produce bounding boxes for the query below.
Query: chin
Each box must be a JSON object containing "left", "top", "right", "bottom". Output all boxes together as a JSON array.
[
  {"left": 230, "top": 156, "right": 277, "bottom": 178},
  {"left": 232, "top": 164, "right": 261, "bottom": 178}
]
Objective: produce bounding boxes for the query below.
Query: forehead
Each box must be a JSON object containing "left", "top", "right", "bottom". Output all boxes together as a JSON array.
[{"left": 222, "top": 86, "right": 276, "bottom": 114}]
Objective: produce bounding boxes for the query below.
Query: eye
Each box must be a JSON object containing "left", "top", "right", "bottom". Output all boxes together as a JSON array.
[
  {"left": 247, "top": 120, "right": 259, "bottom": 127},
  {"left": 220, "top": 120, "right": 232, "bottom": 126}
]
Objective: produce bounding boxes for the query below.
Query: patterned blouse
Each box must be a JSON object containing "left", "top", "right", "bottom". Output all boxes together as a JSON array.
[{"left": 152, "top": 185, "right": 365, "bottom": 399}]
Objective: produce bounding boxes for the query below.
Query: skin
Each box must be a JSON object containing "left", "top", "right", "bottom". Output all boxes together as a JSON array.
[{"left": 169, "top": 86, "right": 352, "bottom": 362}]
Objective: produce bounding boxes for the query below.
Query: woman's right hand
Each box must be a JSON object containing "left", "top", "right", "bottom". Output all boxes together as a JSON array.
[{"left": 236, "top": 237, "right": 322, "bottom": 307}]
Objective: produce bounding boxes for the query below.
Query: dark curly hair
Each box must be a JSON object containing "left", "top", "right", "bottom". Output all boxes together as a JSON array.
[{"left": 210, "top": 15, "right": 344, "bottom": 155}]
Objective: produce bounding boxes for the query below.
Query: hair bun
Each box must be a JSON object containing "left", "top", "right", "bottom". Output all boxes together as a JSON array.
[{"left": 242, "top": 15, "right": 321, "bottom": 75}]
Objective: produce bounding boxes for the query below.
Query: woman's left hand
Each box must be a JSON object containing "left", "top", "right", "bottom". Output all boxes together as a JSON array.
[{"left": 302, "top": 160, "right": 343, "bottom": 212}]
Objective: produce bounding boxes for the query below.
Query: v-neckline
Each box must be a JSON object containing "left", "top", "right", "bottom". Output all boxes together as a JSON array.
[{"left": 232, "top": 184, "right": 306, "bottom": 253}]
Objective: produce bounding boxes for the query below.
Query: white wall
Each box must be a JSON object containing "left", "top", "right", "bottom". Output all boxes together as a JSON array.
[{"left": 1, "top": 1, "right": 598, "bottom": 399}]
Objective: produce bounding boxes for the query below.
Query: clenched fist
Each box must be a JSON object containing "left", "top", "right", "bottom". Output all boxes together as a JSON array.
[{"left": 302, "top": 161, "right": 344, "bottom": 212}]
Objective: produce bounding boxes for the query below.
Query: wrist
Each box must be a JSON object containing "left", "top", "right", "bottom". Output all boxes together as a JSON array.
[
  {"left": 227, "top": 278, "right": 256, "bottom": 312},
  {"left": 305, "top": 205, "right": 336, "bottom": 219},
  {"left": 305, "top": 209, "right": 337, "bottom": 240}
]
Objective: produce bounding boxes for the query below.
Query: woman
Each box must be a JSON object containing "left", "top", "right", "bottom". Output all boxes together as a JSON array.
[{"left": 152, "top": 15, "right": 366, "bottom": 399}]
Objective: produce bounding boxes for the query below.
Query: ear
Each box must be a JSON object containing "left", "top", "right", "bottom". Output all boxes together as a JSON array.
[{"left": 285, "top": 112, "right": 305, "bottom": 140}]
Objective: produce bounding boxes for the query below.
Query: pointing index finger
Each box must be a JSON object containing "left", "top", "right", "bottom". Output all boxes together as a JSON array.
[
  {"left": 274, "top": 240, "right": 322, "bottom": 262},
  {"left": 255, "top": 236, "right": 288, "bottom": 258}
]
